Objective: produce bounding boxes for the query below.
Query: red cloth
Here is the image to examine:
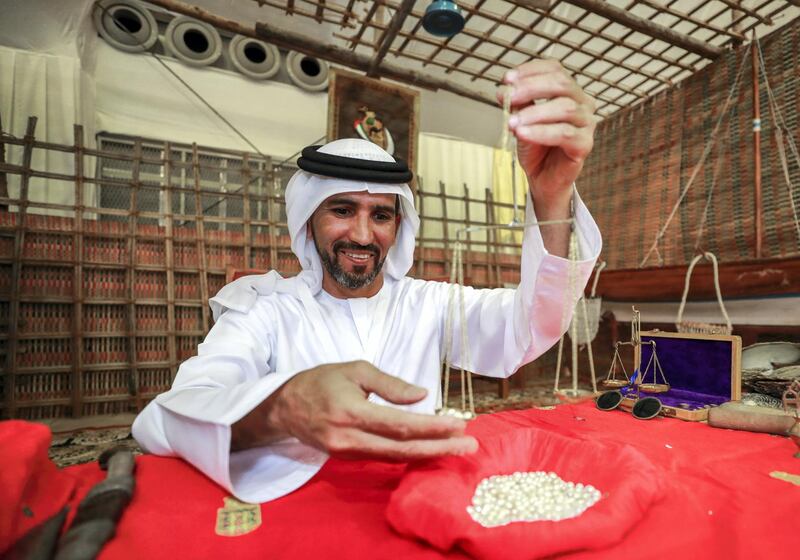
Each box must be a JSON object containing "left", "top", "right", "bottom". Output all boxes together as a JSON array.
[
  {"left": 0, "top": 421, "right": 79, "bottom": 553},
  {"left": 386, "top": 425, "right": 664, "bottom": 559},
  {"left": 53, "top": 404, "right": 800, "bottom": 559}
]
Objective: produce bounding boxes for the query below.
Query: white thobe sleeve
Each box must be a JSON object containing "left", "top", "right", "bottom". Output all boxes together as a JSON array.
[
  {"left": 131, "top": 306, "right": 328, "bottom": 503},
  {"left": 447, "top": 191, "right": 602, "bottom": 377}
]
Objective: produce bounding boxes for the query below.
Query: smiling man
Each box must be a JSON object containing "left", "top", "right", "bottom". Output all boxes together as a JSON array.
[
  {"left": 311, "top": 192, "right": 399, "bottom": 297},
  {"left": 132, "top": 61, "right": 603, "bottom": 504}
]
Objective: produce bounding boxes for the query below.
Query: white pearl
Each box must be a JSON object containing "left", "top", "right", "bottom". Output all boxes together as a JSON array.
[{"left": 467, "top": 471, "right": 601, "bottom": 528}]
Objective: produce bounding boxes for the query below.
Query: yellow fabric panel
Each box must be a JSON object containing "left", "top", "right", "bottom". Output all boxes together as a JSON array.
[{"left": 491, "top": 148, "right": 528, "bottom": 246}]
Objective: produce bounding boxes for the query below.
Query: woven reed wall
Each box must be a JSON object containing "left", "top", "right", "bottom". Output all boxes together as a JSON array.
[
  {"left": 0, "top": 122, "right": 521, "bottom": 420},
  {"left": 580, "top": 19, "right": 800, "bottom": 270}
]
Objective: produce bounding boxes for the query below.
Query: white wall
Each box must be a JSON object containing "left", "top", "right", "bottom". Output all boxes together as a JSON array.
[{"left": 0, "top": 0, "right": 507, "bottom": 222}]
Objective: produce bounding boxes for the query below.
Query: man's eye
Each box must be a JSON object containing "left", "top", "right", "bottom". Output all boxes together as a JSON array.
[
  {"left": 332, "top": 208, "right": 350, "bottom": 216},
  {"left": 374, "top": 213, "right": 392, "bottom": 221}
]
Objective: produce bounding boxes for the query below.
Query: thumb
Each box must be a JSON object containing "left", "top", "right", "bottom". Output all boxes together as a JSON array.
[{"left": 353, "top": 363, "right": 428, "bottom": 405}]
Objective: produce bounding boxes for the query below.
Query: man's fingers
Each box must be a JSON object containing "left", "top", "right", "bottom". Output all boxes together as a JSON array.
[
  {"left": 350, "top": 361, "right": 428, "bottom": 405},
  {"left": 516, "top": 123, "right": 594, "bottom": 161},
  {"left": 329, "top": 430, "right": 479, "bottom": 462},
  {"left": 504, "top": 59, "right": 564, "bottom": 83},
  {"left": 351, "top": 401, "right": 467, "bottom": 440},
  {"left": 511, "top": 97, "right": 594, "bottom": 129},
  {"left": 508, "top": 72, "right": 585, "bottom": 108}
]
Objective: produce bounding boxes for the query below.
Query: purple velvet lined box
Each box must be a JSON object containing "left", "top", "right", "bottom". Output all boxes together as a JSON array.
[{"left": 631, "top": 331, "right": 742, "bottom": 421}]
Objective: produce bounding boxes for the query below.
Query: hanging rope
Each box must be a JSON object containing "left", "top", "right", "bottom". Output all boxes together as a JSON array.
[
  {"left": 693, "top": 134, "right": 728, "bottom": 253},
  {"left": 640, "top": 41, "right": 753, "bottom": 268},
  {"left": 439, "top": 212, "right": 581, "bottom": 414},
  {"left": 755, "top": 37, "right": 800, "bottom": 249},
  {"left": 675, "top": 252, "right": 732, "bottom": 335}
]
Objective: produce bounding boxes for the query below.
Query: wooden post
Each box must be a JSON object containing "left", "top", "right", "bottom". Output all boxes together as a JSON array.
[
  {"left": 192, "top": 145, "right": 211, "bottom": 332},
  {"left": 71, "top": 125, "right": 85, "bottom": 417},
  {"left": 241, "top": 153, "right": 252, "bottom": 268},
  {"left": 439, "top": 181, "right": 451, "bottom": 278},
  {"left": 126, "top": 140, "right": 142, "bottom": 412},
  {"left": 463, "top": 183, "right": 474, "bottom": 283},
  {"left": 752, "top": 34, "right": 763, "bottom": 259},
  {"left": 485, "top": 188, "right": 501, "bottom": 287},
  {"left": 267, "top": 170, "right": 279, "bottom": 272},
  {"left": 416, "top": 177, "right": 426, "bottom": 278},
  {"left": 163, "top": 143, "right": 178, "bottom": 382},
  {"left": 3, "top": 117, "right": 36, "bottom": 419},
  {"left": 0, "top": 115, "right": 7, "bottom": 211}
]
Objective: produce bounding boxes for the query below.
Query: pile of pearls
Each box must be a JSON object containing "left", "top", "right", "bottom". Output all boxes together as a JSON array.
[
  {"left": 467, "top": 471, "right": 601, "bottom": 528},
  {"left": 435, "top": 407, "right": 476, "bottom": 420}
]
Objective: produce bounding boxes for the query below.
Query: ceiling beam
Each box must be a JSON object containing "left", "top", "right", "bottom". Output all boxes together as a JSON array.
[
  {"left": 516, "top": 0, "right": 724, "bottom": 59},
  {"left": 367, "top": 0, "right": 416, "bottom": 76},
  {"left": 714, "top": 0, "right": 772, "bottom": 24},
  {"left": 142, "top": 0, "right": 497, "bottom": 107}
]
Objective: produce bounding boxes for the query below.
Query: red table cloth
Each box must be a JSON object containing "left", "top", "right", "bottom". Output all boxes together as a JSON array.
[{"left": 3, "top": 402, "right": 798, "bottom": 559}]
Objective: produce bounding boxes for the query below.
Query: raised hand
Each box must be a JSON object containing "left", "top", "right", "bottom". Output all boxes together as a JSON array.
[{"left": 499, "top": 59, "right": 597, "bottom": 205}]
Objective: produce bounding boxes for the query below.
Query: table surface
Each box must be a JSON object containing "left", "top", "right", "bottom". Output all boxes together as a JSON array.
[{"left": 61, "top": 402, "right": 799, "bottom": 560}]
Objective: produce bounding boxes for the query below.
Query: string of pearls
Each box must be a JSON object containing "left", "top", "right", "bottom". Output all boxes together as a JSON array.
[{"left": 467, "top": 471, "right": 601, "bottom": 528}]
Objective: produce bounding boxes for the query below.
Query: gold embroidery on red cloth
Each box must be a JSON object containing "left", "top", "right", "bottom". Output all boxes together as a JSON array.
[
  {"left": 769, "top": 471, "right": 800, "bottom": 487},
  {"left": 215, "top": 496, "right": 262, "bottom": 537}
]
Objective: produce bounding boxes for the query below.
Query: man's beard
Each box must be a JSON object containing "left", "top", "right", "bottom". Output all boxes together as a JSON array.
[{"left": 314, "top": 238, "right": 387, "bottom": 291}]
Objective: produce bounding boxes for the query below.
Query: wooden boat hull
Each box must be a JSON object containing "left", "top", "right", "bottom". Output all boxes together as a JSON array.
[{"left": 591, "top": 256, "right": 800, "bottom": 302}]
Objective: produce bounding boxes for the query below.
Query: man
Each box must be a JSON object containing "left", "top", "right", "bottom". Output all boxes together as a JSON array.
[{"left": 132, "top": 60, "right": 602, "bottom": 503}]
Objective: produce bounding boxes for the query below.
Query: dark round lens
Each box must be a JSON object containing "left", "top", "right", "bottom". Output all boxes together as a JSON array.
[
  {"left": 596, "top": 391, "right": 623, "bottom": 411},
  {"left": 632, "top": 397, "right": 662, "bottom": 420}
]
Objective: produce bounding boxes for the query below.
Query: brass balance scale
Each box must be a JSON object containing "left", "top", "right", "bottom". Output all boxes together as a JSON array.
[{"left": 597, "top": 308, "right": 671, "bottom": 419}]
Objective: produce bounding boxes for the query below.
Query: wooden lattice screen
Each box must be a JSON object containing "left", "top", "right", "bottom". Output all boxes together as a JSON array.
[
  {"left": 0, "top": 123, "right": 522, "bottom": 420},
  {"left": 580, "top": 17, "right": 800, "bottom": 270}
]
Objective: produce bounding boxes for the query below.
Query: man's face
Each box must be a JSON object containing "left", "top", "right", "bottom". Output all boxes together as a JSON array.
[{"left": 309, "top": 191, "right": 401, "bottom": 298}]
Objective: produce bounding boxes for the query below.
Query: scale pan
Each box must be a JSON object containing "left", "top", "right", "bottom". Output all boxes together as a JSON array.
[
  {"left": 638, "top": 383, "right": 670, "bottom": 394},
  {"left": 554, "top": 388, "right": 597, "bottom": 404},
  {"left": 602, "top": 379, "right": 629, "bottom": 388},
  {"left": 435, "top": 407, "right": 476, "bottom": 420}
]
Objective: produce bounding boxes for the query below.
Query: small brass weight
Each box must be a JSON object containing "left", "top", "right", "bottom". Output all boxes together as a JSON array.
[{"left": 782, "top": 379, "right": 800, "bottom": 458}]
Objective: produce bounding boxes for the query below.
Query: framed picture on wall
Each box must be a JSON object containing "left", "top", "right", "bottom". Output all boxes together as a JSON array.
[{"left": 327, "top": 68, "right": 420, "bottom": 177}]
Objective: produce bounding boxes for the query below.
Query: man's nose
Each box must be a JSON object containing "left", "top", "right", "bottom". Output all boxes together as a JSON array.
[{"left": 350, "top": 214, "right": 374, "bottom": 245}]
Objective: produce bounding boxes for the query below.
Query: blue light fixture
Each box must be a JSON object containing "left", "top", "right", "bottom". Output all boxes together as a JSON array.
[{"left": 422, "top": 1, "right": 465, "bottom": 38}]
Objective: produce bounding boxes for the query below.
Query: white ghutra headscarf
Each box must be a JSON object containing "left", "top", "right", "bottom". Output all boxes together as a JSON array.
[{"left": 209, "top": 138, "right": 420, "bottom": 320}]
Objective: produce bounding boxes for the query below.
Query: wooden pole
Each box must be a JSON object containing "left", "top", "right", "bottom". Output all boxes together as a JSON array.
[
  {"left": 71, "top": 125, "right": 85, "bottom": 417},
  {"left": 526, "top": 0, "right": 725, "bottom": 59},
  {"left": 752, "top": 34, "right": 763, "bottom": 259},
  {"left": 191, "top": 145, "right": 211, "bottom": 332},
  {"left": 126, "top": 140, "right": 143, "bottom": 412},
  {"left": 163, "top": 142, "right": 178, "bottom": 384},
  {"left": 3, "top": 117, "right": 37, "bottom": 419},
  {"left": 367, "top": 0, "right": 416, "bottom": 77}
]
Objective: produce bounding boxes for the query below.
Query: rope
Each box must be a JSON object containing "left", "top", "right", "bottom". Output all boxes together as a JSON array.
[
  {"left": 755, "top": 37, "right": 800, "bottom": 249},
  {"left": 640, "top": 41, "right": 753, "bottom": 268},
  {"left": 589, "top": 260, "right": 606, "bottom": 298},
  {"left": 675, "top": 252, "right": 732, "bottom": 333},
  {"left": 439, "top": 204, "right": 581, "bottom": 411},
  {"left": 693, "top": 136, "right": 727, "bottom": 252}
]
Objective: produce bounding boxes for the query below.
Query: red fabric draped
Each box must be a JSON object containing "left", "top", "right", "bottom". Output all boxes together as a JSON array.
[
  {"left": 387, "top": 425, "right": 664, "bottom": 559},
  {"left": 2, "top": 403, "right": 798, "bottom": 559},
  {"left": 0, "top": 421, "right": 80, "bottom": 553}
]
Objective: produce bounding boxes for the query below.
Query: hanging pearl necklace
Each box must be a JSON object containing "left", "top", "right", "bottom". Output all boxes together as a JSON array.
[{"left": 467, "top": 471, "right": 601, "bottom": 528}]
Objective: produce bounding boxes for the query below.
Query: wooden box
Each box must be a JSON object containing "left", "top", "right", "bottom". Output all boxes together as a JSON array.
[{"left": 619, "top": 330, "right": 742, "bottom": 421}]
